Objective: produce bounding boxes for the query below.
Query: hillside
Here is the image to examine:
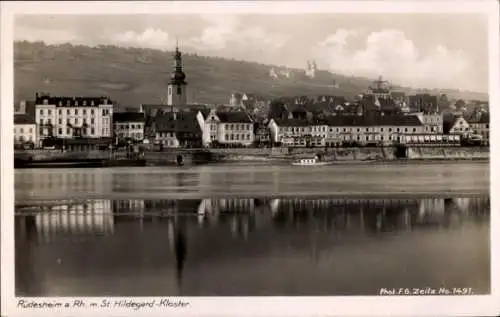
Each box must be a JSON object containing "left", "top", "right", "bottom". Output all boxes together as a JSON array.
[{"left": 14, "top": 41, "right": 488, "bottom": 108}]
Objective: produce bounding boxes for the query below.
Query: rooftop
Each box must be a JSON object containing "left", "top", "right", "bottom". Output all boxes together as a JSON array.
[
  {"left": 114, "top": 112, "right": 146, "bottom": 123},
  {"left": 216, "top": 111, "right": 253, "bottom": 123},
  {"left": 14, "top": 114, "right": 35, "bottom": 125}
]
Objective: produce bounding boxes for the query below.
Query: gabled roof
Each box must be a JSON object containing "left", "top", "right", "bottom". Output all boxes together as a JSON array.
[
  {"left": 114, "top": 112, "right": 145, "bottom": 123},
  {"left": 215, "top": 111, "right": 253, "bottom": 123},
  {"left": 14, "top": 114, "right": 35, "bottom": 125},
  {"left": 155, "top": 111, "right": 201, "bottom": 133}
]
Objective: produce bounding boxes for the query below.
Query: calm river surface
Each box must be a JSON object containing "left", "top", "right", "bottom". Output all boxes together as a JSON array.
[{"left": 14, "top": 162, "right": 490, "bottom": 296}]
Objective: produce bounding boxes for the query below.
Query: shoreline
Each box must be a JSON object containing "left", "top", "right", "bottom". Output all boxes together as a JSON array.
[{"left": 14, "top": 190, "right": 490, "bottom": 207}]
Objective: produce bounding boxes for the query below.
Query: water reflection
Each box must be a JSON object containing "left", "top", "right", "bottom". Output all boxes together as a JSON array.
[{"left": 15, "top": 196, "right": 490, "bottom": 296}]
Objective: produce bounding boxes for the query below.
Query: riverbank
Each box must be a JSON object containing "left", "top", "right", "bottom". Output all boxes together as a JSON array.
[
  {"left": 214, "top": 146, "right": 490, "bottom": 163},
  {"left": 14, "top": 146, "right": 489, "bottom": 168}
]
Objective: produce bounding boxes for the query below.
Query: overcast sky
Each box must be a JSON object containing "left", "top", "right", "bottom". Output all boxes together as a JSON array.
[{"left": 14, "top": 13, "right": 488, "bottom": 92}]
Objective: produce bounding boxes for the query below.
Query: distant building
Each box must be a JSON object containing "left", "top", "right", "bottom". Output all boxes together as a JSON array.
[
  {"left": 34, "top": 93, "right": 113, "bottom": 149},
  {"left": 365, "top": 76, "right": 392, "bottom": 100},
  {"left": 113, "top": 112, "right": 146, "bottom": 144},
  {"left": 14, "top": 114, "right": 37, "bottom": 147},
  {"left": 305, "top": 60, "right": 317, "bottom": 78}
]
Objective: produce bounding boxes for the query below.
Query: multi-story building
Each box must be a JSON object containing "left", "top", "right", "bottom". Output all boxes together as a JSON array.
[
  {"left": 267, "top": 118, "right": 312, "bottom": 147},
  {"left": 448, "top": 115, "right": 472, "bottom": 138},
  {"left": 467, "top": 111, "right": 489, "bottom": 143},
  {"left": 113, "top": 112, "right": 146, "bottom": 144},
  {"left": 414, "top": 112, "right": 443, "bottom": 133},
  {"left": 202, "top": 109, "right": 254, "bottom": 147},
  {"left": 269, "top": 115, "right": 425, "bottom": 147},
  {"left": 34, "top": 93, "right": 113, "bottom": 149},
  {"left": 14, "top": 114, "right": 37, "bottom": 148},
  {"left": 254, "top": 122, "right": 271, "bottom": 146},
  {"left": 154, "top": 111, "right": 204, "bottom": 148}
]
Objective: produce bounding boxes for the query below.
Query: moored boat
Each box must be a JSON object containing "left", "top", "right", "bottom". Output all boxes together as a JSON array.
[{"left": 291, "top": 156, "right": 329, "bottom": 166}]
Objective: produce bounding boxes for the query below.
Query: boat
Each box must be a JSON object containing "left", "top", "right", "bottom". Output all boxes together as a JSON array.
[{"left": 291, "top": 156, "right": 329, "bottom": 166}]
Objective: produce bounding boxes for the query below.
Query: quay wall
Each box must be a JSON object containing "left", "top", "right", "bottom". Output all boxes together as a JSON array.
[
  {"left": 16, "top": 146, "right": 489, "bottom": 166},
  {"left": 407, "top": 147, "right": 489, "bottom": 160}
]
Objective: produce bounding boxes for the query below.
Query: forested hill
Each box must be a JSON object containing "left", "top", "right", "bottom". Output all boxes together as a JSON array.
[{"left": 14, "top": 41, "right": 488, "bottom": 107}]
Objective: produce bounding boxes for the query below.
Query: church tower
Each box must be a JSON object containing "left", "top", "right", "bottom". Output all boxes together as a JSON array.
[{"left": 167, "top": 42, "right": 187, "bottom": 106}]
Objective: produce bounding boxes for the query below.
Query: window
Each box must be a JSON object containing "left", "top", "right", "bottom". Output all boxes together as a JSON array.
[
  {"left": 365, "top": 128, "right": 369, "bottom": 132},
  {"left": 58, "top": 128, "right": 62, "bottom": 135},
  {"left": 91, "top": 109, "right": 95, "bottom": 115},
  {"left": 413, "top": 128, "right": 416, "bottom": 132},
  {"left": 43, "top": 99, "right": 48, "bottom": 105},
  {"left": 47, "top": 119, "right": 52, "bottom": 125},
  {"left": 389, "top": 128, "right": 392, "bottom": 132},
  {"left": 396, "top": 128, "right": 400, "bottom": 132},
  {"left": 58, "top": 118, "right": 62, "bottom": 124},
  {"left": 83, "top": 109, "right": 86, "bottom": 115},
  {"left": 75, "top": 109, "right": 79, "bottom": 115},
  {"left": 20, "top": 128, "right": 24, "bottom": 133},
  {"left": 75, "top": 118, "right": 79, "bottom": 124},
  {"left": 404, "top": 128, "right": 408, "bottom": 132},
  {"left": 67, "top": 109, "right": 70, "bottom": 115},
  {"left": 40, "top": 109, "right": 44, "bottom": 115},
  {"left": 83, "top": 100, "right": 87, "bottom": 106},
  {"left": 91, "top": 118, "right": 95, "bottom": 124},
  {"left": 67, "top": 128, "right": 70, "bottom": 134},
  {"left": 58, "top": 109, "right": 62, "bottom": 115},
  {"left": 177, "top": 86, "right": 182, "bottom": 95}
]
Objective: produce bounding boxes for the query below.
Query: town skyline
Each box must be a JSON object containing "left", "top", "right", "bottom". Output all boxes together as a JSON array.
[{"left": 14, "top": 12, "right": 489, "bottom": 94}]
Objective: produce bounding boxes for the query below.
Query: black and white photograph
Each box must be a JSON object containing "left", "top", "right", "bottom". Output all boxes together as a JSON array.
[{"left": 1, "top": 1, "right": 499, "bottom": 316}]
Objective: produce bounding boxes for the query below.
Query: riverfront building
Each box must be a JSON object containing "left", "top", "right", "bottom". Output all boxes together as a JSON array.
[
  {"left": 113, "top": 112, "right": 146, "bottom": 144},
  {"left": 14, "top": 114, "right": 37, "bottom": 148},
  {"left": 34, "top": 93, "right": 113, "bottom": 149},
  {"left": 201, "top": 109, "right": 255, "bottom": 147}
]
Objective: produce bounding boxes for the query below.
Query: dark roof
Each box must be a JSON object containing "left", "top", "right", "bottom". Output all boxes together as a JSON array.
[
  {"left": 34, "top": 93, "right": 112, "bottom": 107},
  {"left": 14, "top": 114, "right": 35, "bottom": 125},
  {"left": 391, "top": 91, "right": 406, "bottom": 98},
  {"left": 323, "top": 115, "right": 423, "bottom": 127},
  {"left": 216, "top": 111, "right": 253, "bottom": 123},
  {"left": 273, "top": 118, "right": 311, "bottom": 127},
  {"left": 113, "top": 112, "right": 145, "bottom": 123},
  {"left": 467, "top": 112, "right": 489, "bottom": 124},
  {"left": 155, "top": 112, "right": 201, "bottom": 133}
]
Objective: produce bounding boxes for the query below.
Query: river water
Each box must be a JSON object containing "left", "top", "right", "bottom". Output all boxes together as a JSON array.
[{"left": 14, "top": 162, "right": 490, "bottom": 296}]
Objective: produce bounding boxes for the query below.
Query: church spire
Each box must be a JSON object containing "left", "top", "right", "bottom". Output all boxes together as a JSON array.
[{"left": 170, "top": 38, "right": 186, "bottom": 85}]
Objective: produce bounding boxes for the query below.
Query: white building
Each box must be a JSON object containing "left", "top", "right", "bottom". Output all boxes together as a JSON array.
[
  {"left": 449, "top": 115, "right": 472, "bottom": 137},
  {"left": 34, "top": 93, "right": 113, "bottom": 149},
  {"left": 14, "top": 115, "right": 37, "bottom": 147},
  {"left": 113, "top": 112, "right": 145, "bottom": 143},
  {"left": 201, "top": 109, "right": 254, "bottom": 147}
]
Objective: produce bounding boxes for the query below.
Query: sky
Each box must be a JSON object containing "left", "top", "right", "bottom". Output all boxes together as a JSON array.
[{"left": 14, "top": 13, "right": 489, "bottom": 93}]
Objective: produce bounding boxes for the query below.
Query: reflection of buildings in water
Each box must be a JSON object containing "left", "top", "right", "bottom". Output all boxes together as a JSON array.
[
  {"left": 452, "top": 197, "right": 470, "bottom": 213},
  {"left": 16, "top": 171, "right": 106, "bottom": 196},
  {"left": 417, "top": 198, "right": 445, "bottom": 223},
  {"left": 31, "top": 200, "right": 113, "bottom": 243}
]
